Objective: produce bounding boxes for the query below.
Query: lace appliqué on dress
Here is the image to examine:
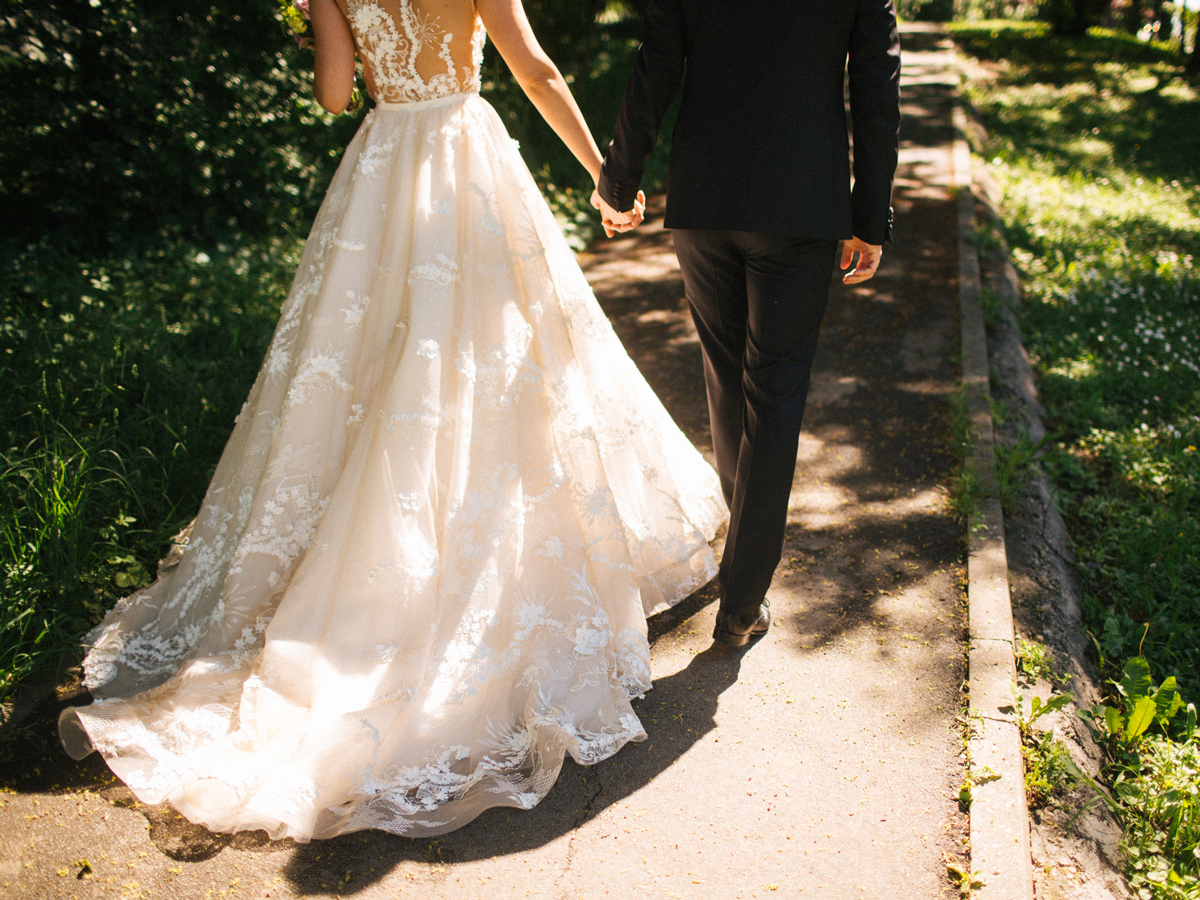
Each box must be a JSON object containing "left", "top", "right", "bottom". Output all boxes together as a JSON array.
[
  {"left": 63, "top": 43, "right": 726, "bottom": 841},
  {"left": 347, "top": 0, "right": 484, "bottom": 103}
]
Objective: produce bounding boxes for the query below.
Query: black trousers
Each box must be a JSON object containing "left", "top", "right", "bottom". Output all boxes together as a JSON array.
[{"left": 672, "top": 230, "right": 838, "bottom": 616}]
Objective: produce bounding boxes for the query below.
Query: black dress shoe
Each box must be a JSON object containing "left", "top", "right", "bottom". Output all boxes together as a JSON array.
[{"left": 712, "top": 603, "right": 770, "bottom": 648}]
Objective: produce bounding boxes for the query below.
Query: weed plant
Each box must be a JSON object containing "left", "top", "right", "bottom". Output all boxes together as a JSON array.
[
  {"left": 944, "top": 388, "right": 986, "bottom": 526},
  {"left": 953, "top": 21, "right": 1200, "bottom": 896}
]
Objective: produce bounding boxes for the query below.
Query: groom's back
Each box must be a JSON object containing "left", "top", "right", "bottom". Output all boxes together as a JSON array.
[{"left": 665, "top": 0, "right": 898, "bottom": 241}]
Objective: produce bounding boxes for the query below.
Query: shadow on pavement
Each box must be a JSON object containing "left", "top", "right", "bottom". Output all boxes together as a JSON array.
[
  {"left": 0, "top": 644, "right": 741, "bottom": 887},
  {"left": 280, "top": 645, "right": 743, "bottom": 893}
]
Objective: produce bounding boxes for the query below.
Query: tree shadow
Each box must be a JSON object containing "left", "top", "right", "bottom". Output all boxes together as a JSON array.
[
  {"left": 957, "top": 27, "right": 1200, "bottom": 190},
  {"left": 0, "top": 610, "right": 737, "bottom": 873},
  {"left": 276, "top": 645, "right": 743, "bottom": 894}
]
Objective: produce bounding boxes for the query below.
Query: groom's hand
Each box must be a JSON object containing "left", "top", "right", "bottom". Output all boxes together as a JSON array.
[
  {"left": 591, "top": 189, "right": 645, "bottom": 238},
  {"left": 840, "top": 237, "right": 883, "bottom": 284}
]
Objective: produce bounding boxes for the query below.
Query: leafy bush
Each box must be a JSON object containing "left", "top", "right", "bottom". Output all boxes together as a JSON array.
[
  {"left": 0, "top": 0, "right": 652, "bottom": 256},
  {"left": 1, "top": 238, "right": 300, "bottom": 697},
  {"left": 897, "top": 0, "right": 956, "bottom": 22},
  {"left": 0, "top": 0, "right": 361, "bottom": 254},
  {"left": 1087, "top": 657, "right": 1200, "bottom": 898}
]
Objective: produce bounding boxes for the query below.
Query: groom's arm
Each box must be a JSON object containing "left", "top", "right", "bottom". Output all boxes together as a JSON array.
[
  {"left": 597, "top": 0, "right": 686, "bottom": 214},
  {"left": 848, "top": 0, "right": 901, "bottom": 246}
]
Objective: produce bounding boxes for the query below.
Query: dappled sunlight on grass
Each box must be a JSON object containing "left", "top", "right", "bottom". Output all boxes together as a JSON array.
[
  {"left": 959, "top": 24, "right": 1200, "bottom": 687},
  {"left": 957, "top": 22, "right": 1200, "bottom": 897}
]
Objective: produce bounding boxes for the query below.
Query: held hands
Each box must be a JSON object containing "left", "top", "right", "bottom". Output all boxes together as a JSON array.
[
  {"left": 590, "top": 189, "right": 646, "bottom": 238},
  {"left": 840, "top": 237, "right": 883, "bottom": 284}
]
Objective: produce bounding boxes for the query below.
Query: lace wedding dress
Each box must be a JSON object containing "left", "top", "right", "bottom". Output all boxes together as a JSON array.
[{"left": 58, "top": 0, "right": 725, "bottom": 840}]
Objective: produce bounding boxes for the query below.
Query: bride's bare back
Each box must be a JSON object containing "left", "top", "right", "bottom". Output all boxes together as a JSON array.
[
  {"left": 335, "top": 0, "right": 484, "bottom": 103},
  {"left": 309, "top": 0, "right": 607, "bottom": 188}
]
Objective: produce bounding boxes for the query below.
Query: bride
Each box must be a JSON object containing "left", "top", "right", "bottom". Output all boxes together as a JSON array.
[{"left": 58, "top": 0, "right": 726, "bottom": 840}]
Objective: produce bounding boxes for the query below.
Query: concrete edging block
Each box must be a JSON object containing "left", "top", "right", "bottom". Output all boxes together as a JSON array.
[
  {"left": 953, "top": 78, "right": 1035, "bottom": 900},
  {"left": 970, "top": 639, "right": 1019, "bottom": 725},
  {"left": 969, "top": 717, "right": 1034, "bottom": 900}
]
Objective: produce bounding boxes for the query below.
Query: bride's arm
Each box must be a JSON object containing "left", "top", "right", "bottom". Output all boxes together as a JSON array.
[
  {"left": 309, "top": 0, "right": 357, "bottom": 114},
  {"left": 476, "top": 0, "right": 605, "bottom": 186}
]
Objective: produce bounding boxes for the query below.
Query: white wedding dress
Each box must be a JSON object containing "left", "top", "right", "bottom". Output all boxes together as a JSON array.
[{"left": 58, "top": 0, "right": 725, "bottom": 840}]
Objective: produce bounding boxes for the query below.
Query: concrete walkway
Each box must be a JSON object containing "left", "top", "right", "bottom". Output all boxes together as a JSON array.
[{"left": 0, "top": 26, "right": 970, "bottom": 900}]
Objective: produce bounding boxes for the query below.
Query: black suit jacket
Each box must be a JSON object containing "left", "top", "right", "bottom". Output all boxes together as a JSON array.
[{"left": 598, "top": 0, "right": 901, "bottom": 245}]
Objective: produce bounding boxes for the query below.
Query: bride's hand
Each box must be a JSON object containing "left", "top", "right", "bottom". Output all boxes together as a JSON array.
[{"left": 591, "top": 190, "right": 645, "bottom": 238}]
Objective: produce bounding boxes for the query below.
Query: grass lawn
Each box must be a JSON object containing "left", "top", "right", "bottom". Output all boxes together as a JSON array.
[
  {"left": 1, "top": 239, "right": 301, "bottom": 699},
  {"left": 952, "top": 20, "right": 1200, "bottom": 898}
]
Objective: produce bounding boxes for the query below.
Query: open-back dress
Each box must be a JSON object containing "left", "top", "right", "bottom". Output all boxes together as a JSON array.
[{"left": 58, "top": 0, "right": 725, "bottom": 840}]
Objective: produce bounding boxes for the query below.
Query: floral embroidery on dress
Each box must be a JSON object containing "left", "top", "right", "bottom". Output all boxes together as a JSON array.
[
  {"left": 408, "top": 253, "right": 459, "bottom": 288},
  {"left": 63, "top": 0, "right": 725, "bottom": 844},
  {"left": 347, "top": 0, "right": 483, "bottom": 104},
  {"left": 341, "top": 290, "right": 370, "bottom": 325}
]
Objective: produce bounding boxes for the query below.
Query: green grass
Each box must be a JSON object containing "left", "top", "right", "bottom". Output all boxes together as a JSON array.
[
  {"left": 0, "top": 238, "right": 299, "bottom": 700},
  {"left": 953, "top": 21, "right": 1200, "bottom": 896}
]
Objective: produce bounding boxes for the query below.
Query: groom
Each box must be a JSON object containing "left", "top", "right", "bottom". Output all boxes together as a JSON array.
[{"left": 595, "top": 0, "right": 901, "bottom": 647}]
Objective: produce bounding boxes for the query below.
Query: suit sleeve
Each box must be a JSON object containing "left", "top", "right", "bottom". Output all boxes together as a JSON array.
[
  {"left": 597, "top": 0, "right": 686, "bottom": 214},
  {"left": 848, "top": 0, "right": 901, "bottom": 245}
]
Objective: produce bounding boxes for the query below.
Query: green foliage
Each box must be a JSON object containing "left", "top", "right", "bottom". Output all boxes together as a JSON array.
[
  {"left": 482, "top": 0, "right": 676, "bottom": 242},
  {"left": 1016, "top": 636, "right": 1069, "bottom": 686},
  {"left": 0, "top": 1, "right": 654, "bottom": 256},
  {"left": 1036, "top": 0, "right": 1107, "bottom": 36},
  {"left": 994, "top": 433, "right": 1051, "bottom": 514},
  {"left": 1011, "top": 681, "right": 1075, "bottom": 735},
  {"left": 946, "top": 860, "right": 986, "bottom": 897},
  {"left": 980, "top": 286, "right": 1004, "bottom": 329},
  {"left": 944, "top": 388, "right": 986, "bottom": 525},
  {"left": 0, "top": 237, "right": 299, "bottom": 699},
  {"left": 969, "top": 220, "right": 1004, "bottom": 256},
  {"left": 1084, "top": 656, "right": 1200, "bottom": 899},
  {"left": 948, "top": 465, "right": 986, "bottom": 526},
  {"left": 1117, "top": 735, "right": 1200, "bottom": 899},
  {"left": 0, "top": 0, "right": 362, "bottom": 254},
  {"left": 1024, "top": 728, "right": 1075, "bottom": 809},
  {"left": 896, "top": 0, "right": 956, "bottom": 22},
  {"left": 955, "top": 17, "right": 1200, "bottom": 705},
  {"left": 1090, "top": 656, "right": 1194, "bottom": 754},
  {"left": 957, "top": 25, "right": 1200, "bottom": 894},
  {"left": 1009, "top": 680, "right": 1077, "bottom": 810},
  {"left": 954, "top": 2, "right": 1041, "bottom": 21}
]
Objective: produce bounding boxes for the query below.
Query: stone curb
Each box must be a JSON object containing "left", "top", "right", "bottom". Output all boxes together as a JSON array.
[{"left": 952, "top": 87, "right": 1036, "bottom": 900}]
